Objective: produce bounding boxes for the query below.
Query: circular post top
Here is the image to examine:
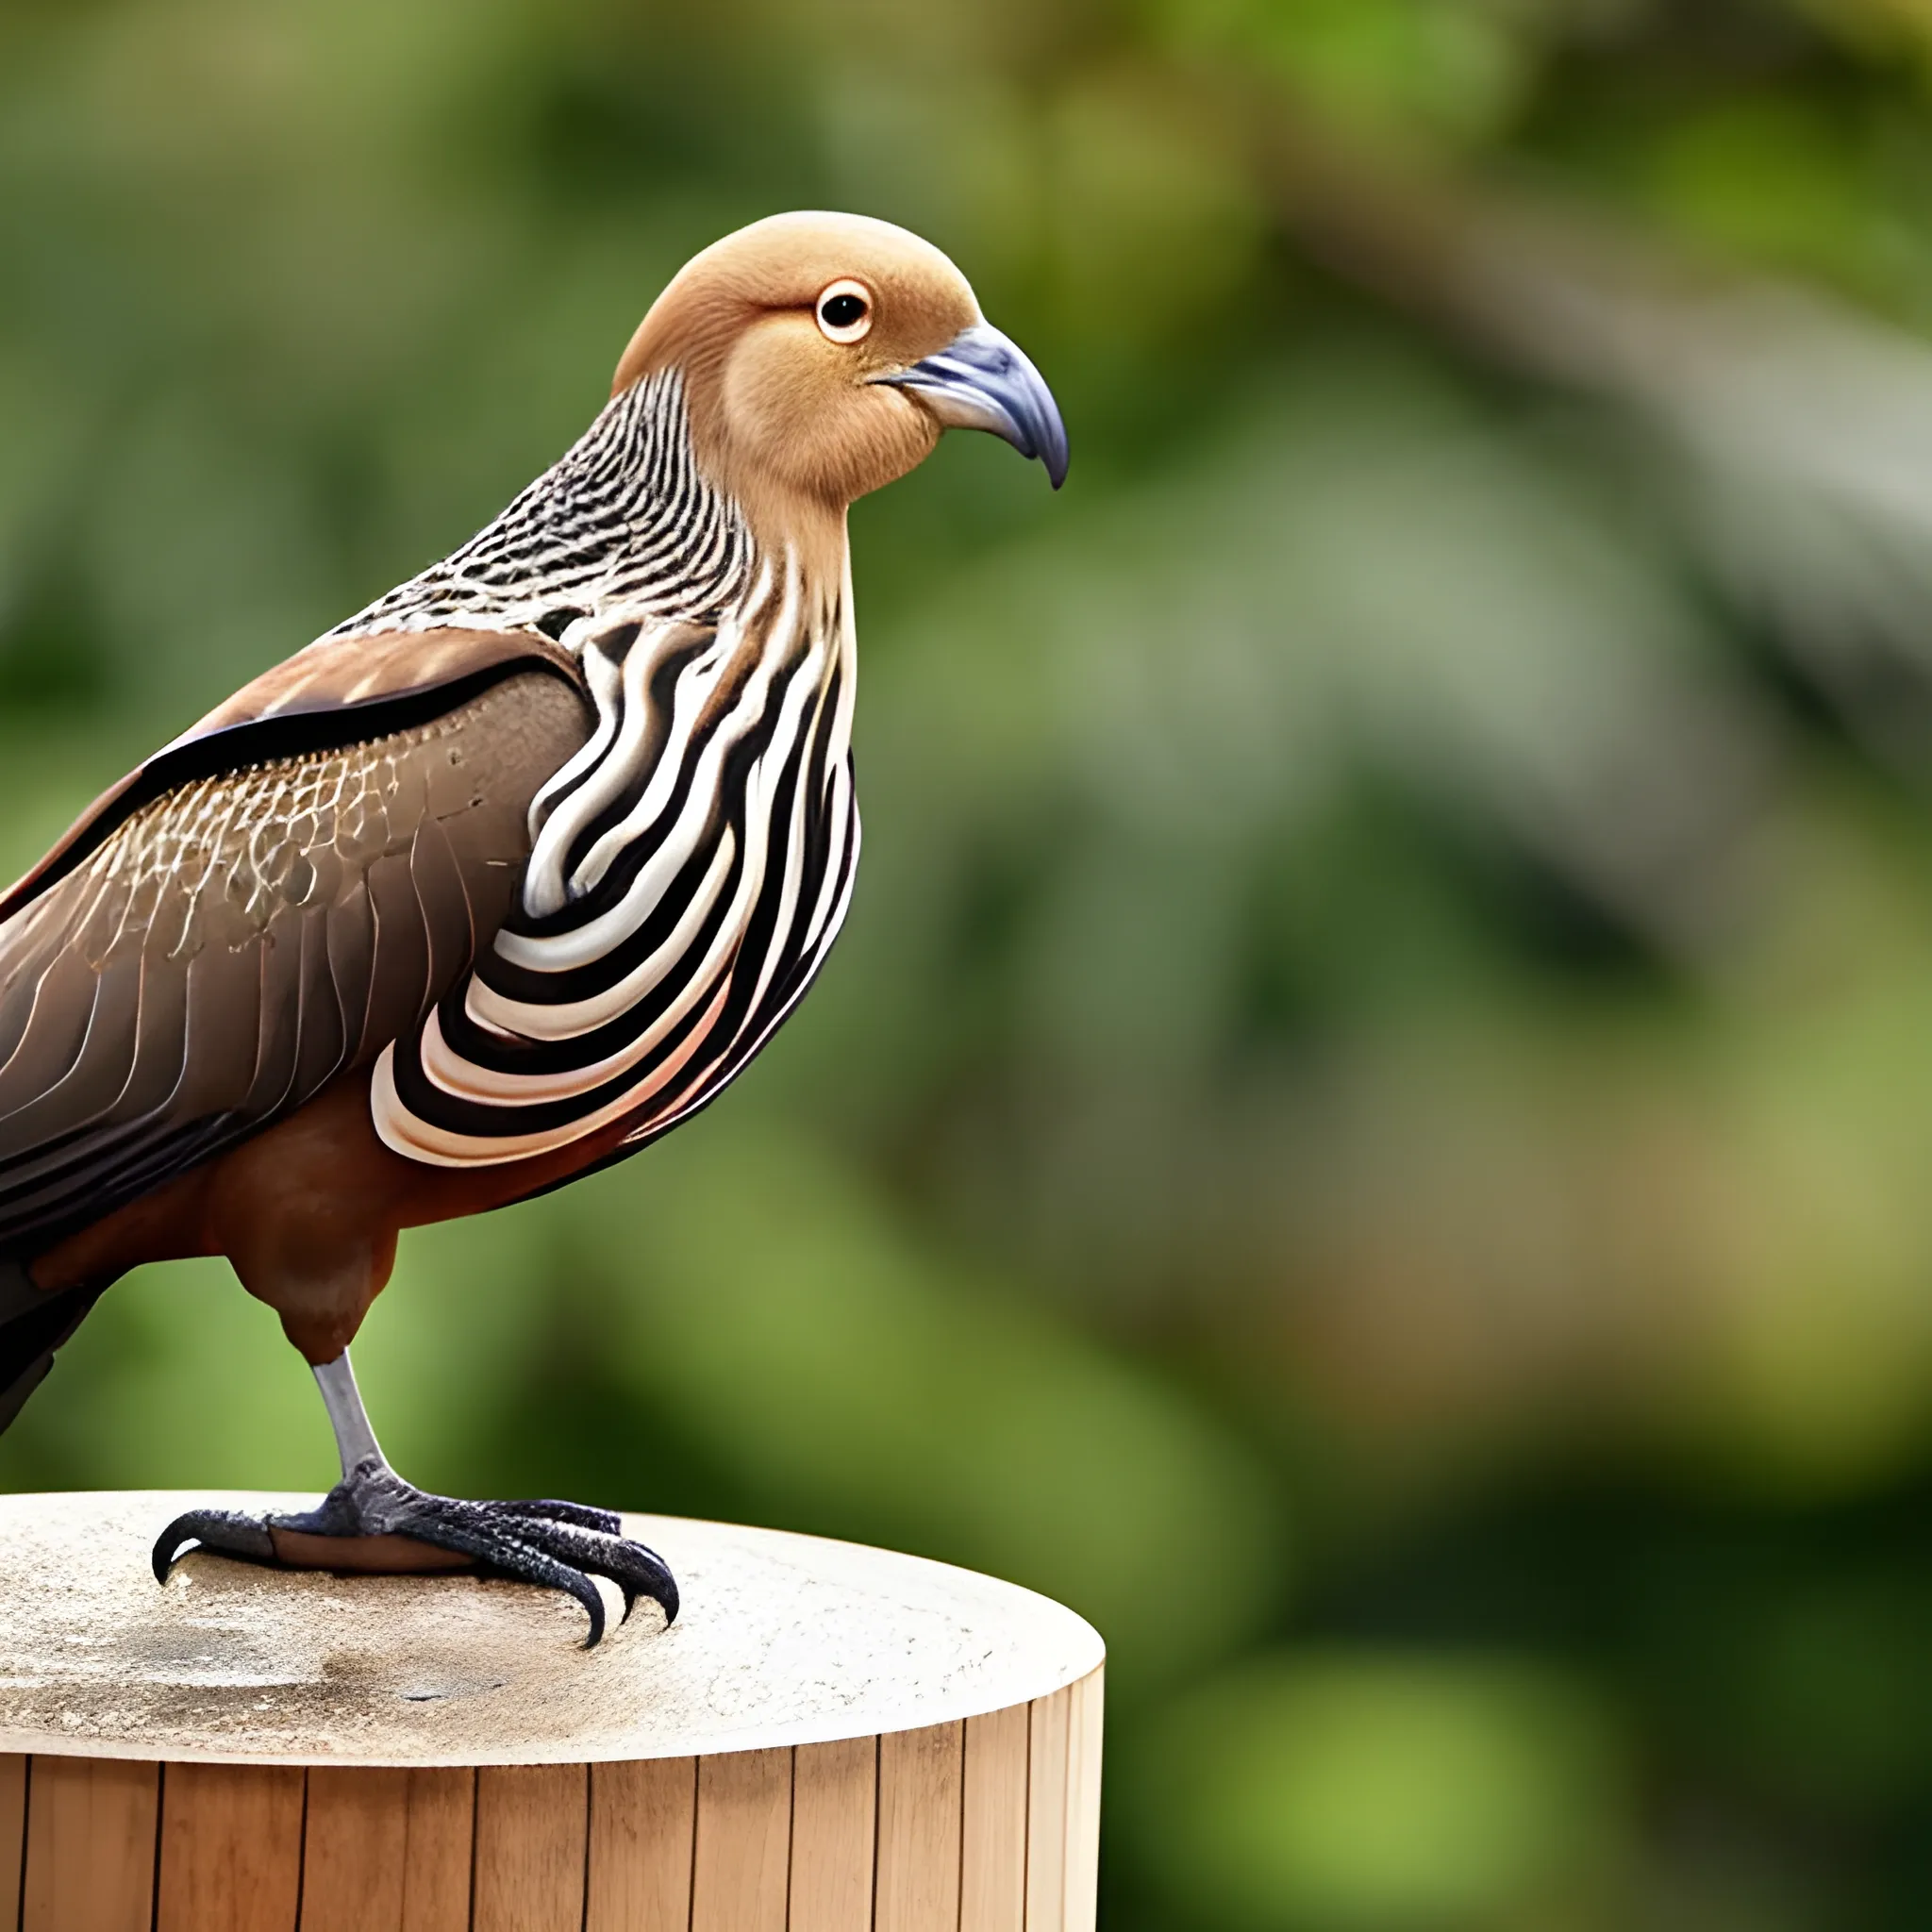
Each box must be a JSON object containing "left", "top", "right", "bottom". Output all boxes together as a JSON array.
[{"left": 0, "top": 1491, "right": 1104, "bottom": 1767}]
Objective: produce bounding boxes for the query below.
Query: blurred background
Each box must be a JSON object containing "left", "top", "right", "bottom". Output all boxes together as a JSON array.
[{"left": 13, "top": 0, "right": 1932, "bottom": 1924}]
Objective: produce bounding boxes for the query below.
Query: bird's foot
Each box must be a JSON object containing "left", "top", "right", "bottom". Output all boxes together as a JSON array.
[{"left": 151, "top": 1459, "right": 676, "bottom": 1647}]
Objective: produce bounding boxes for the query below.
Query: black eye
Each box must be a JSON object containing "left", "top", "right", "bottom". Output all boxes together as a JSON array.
[{"left": 815, "top": 279, "right": 874, "bottom": 342}]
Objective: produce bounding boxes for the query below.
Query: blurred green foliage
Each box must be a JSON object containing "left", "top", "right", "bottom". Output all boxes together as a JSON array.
[
  {"left": 1124, "top": 1655, "right": 1623, "bottom": 1928},
  {"left": 13, "top": 0, "right": 1932, "bottom": 1924}
]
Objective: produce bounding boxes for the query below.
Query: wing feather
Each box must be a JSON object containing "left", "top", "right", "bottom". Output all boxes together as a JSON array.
[
  {"left": 291, "top": 904, "right": 348, "bottom": 1104},
  {"left": 361, "top": 851, "right": 434, "bottom": 1060},
  {"left": 325, "top": 874, "right": 379, "bottom": 1065},
  {"left": 0, "top": 658, "right": 590, "bottom": 1257},
  {"left": 0, "top": 955, "right": 111, "bottom": 1145},
  {"left": 410, "top": 813, "right": 479, "bottom": 1000}
]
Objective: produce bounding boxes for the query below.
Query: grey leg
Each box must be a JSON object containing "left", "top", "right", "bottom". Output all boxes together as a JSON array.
[
  {"left": 149, "top": 1346, "right": 676, "bottom": 1646},
  {"left": 313, "top": 1350, "right": 385, "bottom": 1478}
]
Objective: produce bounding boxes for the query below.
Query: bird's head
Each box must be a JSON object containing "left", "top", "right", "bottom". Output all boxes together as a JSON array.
[{"left": 612, "top": 211, "right": 1066, "bottom": 547}]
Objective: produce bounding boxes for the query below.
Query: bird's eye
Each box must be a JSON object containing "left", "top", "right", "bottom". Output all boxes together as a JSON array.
[{"left": 816, "top": 280, "right": 873, "bottom": 343}]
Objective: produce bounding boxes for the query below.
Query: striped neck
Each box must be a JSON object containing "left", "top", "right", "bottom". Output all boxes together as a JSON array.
[{"left": 322, "top": 369, "right": 758, "bottom": 647}]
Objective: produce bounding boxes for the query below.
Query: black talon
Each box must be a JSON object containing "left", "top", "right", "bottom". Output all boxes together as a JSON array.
[
  {"left": 152, "top": 1507, "right": 275, "bottom": 1582},
  {"left": 152, "top": 1462, "right": 676, "bottom": 1647},
  {"left": 459, "top": 1509, "right": 675, "bottom": 1632},
  {"left": 458, "top": 1511, "right": 678, "bottom": 1633},
  {"left": 415, "top": 1513, "right": 610, "bottom": 1648}
]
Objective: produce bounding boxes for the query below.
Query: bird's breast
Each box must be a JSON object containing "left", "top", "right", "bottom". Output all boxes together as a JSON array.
[{"left": 371, "top": 565, "right": 859, "bottom": 1170}]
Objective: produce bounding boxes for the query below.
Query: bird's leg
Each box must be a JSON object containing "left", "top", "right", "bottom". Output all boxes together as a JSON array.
[
  {"left": 315, "top": 1346, "right": 386, "bottom": 1478},
  {"left": 151, "top": 1348, "right": 676, "bottom": 1646}
]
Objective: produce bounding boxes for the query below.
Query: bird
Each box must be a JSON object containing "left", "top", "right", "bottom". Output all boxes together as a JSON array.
[{"left": 0, "top": 211, "right": 1066, "bottom": 1644}]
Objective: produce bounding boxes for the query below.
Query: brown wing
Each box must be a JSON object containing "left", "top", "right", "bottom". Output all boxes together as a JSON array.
[
  {"left": 0, "top": 644, "right": 591, "bottom": 1257},
  {"left": 0, "top": 626, "right": 580, "bottom": 924}
]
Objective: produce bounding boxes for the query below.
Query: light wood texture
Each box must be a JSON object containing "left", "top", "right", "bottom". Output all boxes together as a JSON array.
[
  {"left": 691, "top": 1747, "right": 791, "bottom": 1932},
  {"left": 156, "top": 1761, "right": 305, "bottom": 1932},
  {"left": 0, "top": 1495, "right": 1100, "bottom": 1766},
  {"left": 0, "top": 1687, "right": 1107, "bottom": 1932},
  {"left": 301, "top": 1766, "right": 407, "bottom": 1932},
  {"left": 0, "top": 1756, "right": 24, "bottom": 1932},
  {"left": 961, "top": 1704, "right": 1029, "bottom": 1932},
  {"left": 397, "top": 1769, "right": 475, "bottom": 1932},
  {"left": 790, "top": 1737, "right": 876, "bottom": 1932},
  {"left": 876, "top": 1722, "right": 964, "bottom": 1932},
  {"left": 1024, "top": 1688, "right": 1072, "bottom": 1932},
  {"left": 587, "top": 1757, "right": 695, "bottom": 1932},
  {"left": 473, "top": 1763, "right": 588, "bottom": 1932},
  {"left": 1062, "top": 1670, "right": 1105, "bottom": 1932},
  {"left": 0, "top": 1496, "right": 1106, "bottom": 1932},
  {"left": 299, "top": 1765, "right": 474, "bottom": 1932},
  {"left": 22, "top": 1755, "right": 158, "bottom": 1932}
]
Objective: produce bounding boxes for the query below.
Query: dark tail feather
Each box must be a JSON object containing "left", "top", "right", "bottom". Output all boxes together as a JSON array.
[{"left": 0, "top": 1259, "right": 99, "bottom": 1437}]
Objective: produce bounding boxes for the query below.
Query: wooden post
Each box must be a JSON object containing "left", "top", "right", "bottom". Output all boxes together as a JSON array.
[{"left": 0, "top": 1493, "right": 1104, "bottom": 1932}]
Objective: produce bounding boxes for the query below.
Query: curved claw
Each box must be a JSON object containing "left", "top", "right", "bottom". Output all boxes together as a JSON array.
[
  {"left": 403, "top": 1514, "right": 611, "bottom": 1647},
  {"left": 484, "top": 1517, "right": 679, "bottom": 1632},
  {"left": 150, "top": 1524, "right": 184, "bottom": 1585},
  {"left": 151, "top": 1509, "right": 275, "bottom": 1582},
  {"left": 596, "top": 1543, "right": 675, "bottom": 1625},
  {"left": 495, "top": 1539, "right": 608, "bottom": 1650},
  {"left": 628, "top": 1545, "right": 677, "bottom": 1624},
  {"left": 512, "top": 1546, "right": 607, "bottom": 1650},
  {"left": 575, "top": 1580, "right": 607, "bottom": 1650}
]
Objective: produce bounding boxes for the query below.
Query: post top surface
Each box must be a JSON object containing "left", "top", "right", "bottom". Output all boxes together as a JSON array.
[{"left": 0, "top": 1491, "right": 1104, "bottom": 1767}]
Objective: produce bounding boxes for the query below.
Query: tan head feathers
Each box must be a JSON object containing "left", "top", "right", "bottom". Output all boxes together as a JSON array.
[{"left": 613, "top": 212, "right": 1065, "bottom": 536}]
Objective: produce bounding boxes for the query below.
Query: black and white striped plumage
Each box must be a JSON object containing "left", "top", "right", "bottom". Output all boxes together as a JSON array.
[
  {"left": 325, "top": 371, "right": 755, "bottom": 645},
  {"left": 357, "top": 374, "right": 860, "bottom": 1167}
]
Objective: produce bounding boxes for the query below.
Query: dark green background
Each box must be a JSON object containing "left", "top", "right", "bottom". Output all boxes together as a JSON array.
[{"left": 9, "top": 0, "right": 1932, "bottom": 1924}]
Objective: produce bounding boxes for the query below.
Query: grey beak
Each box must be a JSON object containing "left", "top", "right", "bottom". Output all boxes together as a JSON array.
[{"left": 875, "top": 324, "right": 1069, "bottom": 488}]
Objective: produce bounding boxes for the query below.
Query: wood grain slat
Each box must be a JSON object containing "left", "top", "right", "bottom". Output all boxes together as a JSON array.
[
  {"left": 156, "top": 1762, "right": 305, "bottom": 1932},
  {"left": 397, "top": 1769, "right": 475, "bottom": 1932},
  {"left": 875, "top": 1723, "right": 963, "bottom": 1932},
  {"left": 472, "top": 1764, "right": 588, "bottom": 1932},
  {"left": 300, "top": 1767, "right": 405, "bottom": 1932},
  {"left": 0, "top": 1756, "right": 23, "bottom": 1932},
  {"left": 1061, "top": 1673, "right": 1104, "bottom": 1932},
  {"left": 790, "top": 1738, "right": 876, "bottom": 1932},
  {"left": 961, "top": 1705, "right": 1029, "bottom": 1932},
  {"left": 299, "top": 1765, "right": 474, "bottom": 1932},
  {"left": 23, "top": 1756, "right": 159, "bottom": 1932},
  {"left": 1024, "top": 1690, "right": 1072, "bottom": 1932},
  {"left": 690, "top": 1748, "right": 791, "bottom": 1932},
  {"left": 586, "top": 1757, "right": 695, "bottom": 1932}
]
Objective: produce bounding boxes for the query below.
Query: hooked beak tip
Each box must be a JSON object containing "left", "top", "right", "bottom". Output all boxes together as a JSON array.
[{"left": 877, "top": 324, "right": 1069, "bottom": 490}]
